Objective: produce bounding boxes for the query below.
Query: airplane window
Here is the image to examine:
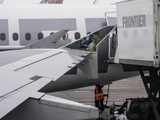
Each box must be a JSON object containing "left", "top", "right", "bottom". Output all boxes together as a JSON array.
[
  {"left": 75, "top": 32, "right": 81, "bottom": 40},
  {"left": 63, "top": 33, "right": 68, "bottom": 40},
  {"left": 50, "top": 32, "right": 54, "bottom": 35},
  {"left": 13, "top": 33, "right": 19, "bottom": 41},
  {"left": 38, "top": 32, "right": 43, "bottom": 40},
  {"left": 0, "top": 33, "right": 6, "bottom": 41},
  {"left": 25, "top": 33, "right": 31, "bottom": 40},
  {"left": 40, "top": 0, "right": 63, "bottom": 4}
]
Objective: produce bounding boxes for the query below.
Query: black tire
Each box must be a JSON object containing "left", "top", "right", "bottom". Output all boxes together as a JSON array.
[
  {"left": 97, "top": 117, "right": 104, "bottom": 120},
  {"left": 110, "top": 116, "right": 116, "bottom": 120}
]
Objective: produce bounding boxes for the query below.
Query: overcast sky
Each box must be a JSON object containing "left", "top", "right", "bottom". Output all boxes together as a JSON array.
[{"left": 3, "top": 0, "right": 125, "bottom": 4}]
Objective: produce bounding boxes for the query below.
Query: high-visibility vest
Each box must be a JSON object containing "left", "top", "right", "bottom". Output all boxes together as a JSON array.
[{"left": 94, "top": 87, "right": 104, "bottom": 100}]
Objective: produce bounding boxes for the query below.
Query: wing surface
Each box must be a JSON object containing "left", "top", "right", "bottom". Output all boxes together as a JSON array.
[
  {"left": 24, "top": 30, "right": 69, "bottom": 49},
  {"left": 0, "top": 48, "right": 90, "bottom": 118},
  {"left": 0, "top": 30, "right": 68, "bottom": 51}
]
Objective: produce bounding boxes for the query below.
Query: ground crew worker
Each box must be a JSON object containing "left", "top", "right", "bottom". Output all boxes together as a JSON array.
[
  {"left": 80, "top": 34, "right": 94, "bottom": 48},
  {"left": 94, "top": 84, "right": 105, "bottom": 111}
]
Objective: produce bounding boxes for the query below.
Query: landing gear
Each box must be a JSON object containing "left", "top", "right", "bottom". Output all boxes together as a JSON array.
[{"left": 138, "top": 67, "right": 160, "bottom": 120}]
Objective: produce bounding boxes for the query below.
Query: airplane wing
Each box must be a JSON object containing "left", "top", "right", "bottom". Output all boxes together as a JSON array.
[
  {"left": 24, "top": 30, "right": 69, "bottom": 49},
  {"left": 0, "top": 48, "right": 98, "bottom": 119},
  {"left": 0, "top": 25, "right": 118, "bottom": 119},
  {"left": 0, "top": 30, "right": 68, "bottom": 51}
]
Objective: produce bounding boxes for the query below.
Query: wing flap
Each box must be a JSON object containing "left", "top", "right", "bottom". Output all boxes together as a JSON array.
[
  {"left": 0, "top": 49, "right": 88, "bottom": 81},
  {"left": 16, "top": 52, "right": 84, "bottom": 80},
  {"left": 0, "top": 71, "right": 33, "bottom": 97},
  {"left": 0, "top": 77, "right": 52, "bottom": 118},
  {"left": 0, "top": 50, "right": 62, "bottom": 71}
]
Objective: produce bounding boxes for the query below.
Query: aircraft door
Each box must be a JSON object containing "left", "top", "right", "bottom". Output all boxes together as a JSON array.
[{"left": 105, "top": 12, "right": 117, "bottom": 26}]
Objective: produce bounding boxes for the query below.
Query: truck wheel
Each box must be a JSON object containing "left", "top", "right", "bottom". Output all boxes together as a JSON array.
[
  {"left": 110, "top": 116, "right": 116, "bottom": 120},
  {"left": 97, "top": 117, "right": 104, "bottom": 120}
]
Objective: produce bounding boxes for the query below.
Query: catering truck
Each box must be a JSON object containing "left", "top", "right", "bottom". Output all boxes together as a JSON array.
[
  {"left": 113, "top": 1, "right": 160, "bottom": 120},
  {"left": 115, "top": 0, "right": 160, "bottom": 68}
]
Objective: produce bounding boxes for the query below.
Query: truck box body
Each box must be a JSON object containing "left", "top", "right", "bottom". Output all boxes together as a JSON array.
[{"left": 116, "top": 0, "right": 160, "bottom": 67}]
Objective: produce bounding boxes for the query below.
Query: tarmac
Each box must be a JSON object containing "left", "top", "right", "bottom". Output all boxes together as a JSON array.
[
  {"left": 48, "top": 75, "right": 147, "bottom": 106},
  {"left": 48, "top": 75, "right": 147, "bottom": 120}
]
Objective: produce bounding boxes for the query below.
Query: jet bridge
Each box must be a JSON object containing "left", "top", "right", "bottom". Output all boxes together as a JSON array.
[{"left": 113, "top": 0, "right": 160, "bottom": 119}]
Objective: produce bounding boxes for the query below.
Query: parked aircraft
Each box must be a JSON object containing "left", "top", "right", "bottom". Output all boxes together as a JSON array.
[{"left": 0, "top": 1, "right": 138, "bottom": 120}]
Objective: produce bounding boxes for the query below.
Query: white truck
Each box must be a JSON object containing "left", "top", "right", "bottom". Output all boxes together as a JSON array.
[
  {"left": 110, "top": 98, "right": 160, "bottom": 120},
  {"left": 112, "top": 1, "right": 160, "bottom": 120},
  {"left": 115, "top": 0, "right": 160, "bottom": 68}
]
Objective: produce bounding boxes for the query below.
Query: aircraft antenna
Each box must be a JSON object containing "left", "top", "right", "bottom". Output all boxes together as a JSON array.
[{"left": 93, "top": 0, "right": 99, "bottom": 4}]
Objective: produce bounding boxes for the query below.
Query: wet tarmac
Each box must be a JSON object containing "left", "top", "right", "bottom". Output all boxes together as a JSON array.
[
  {"left": 48, "top": 75, "right": 147, "bottom": 106},
  {"left": 48, "top": 75, "right": 148, "bottom": 120}
]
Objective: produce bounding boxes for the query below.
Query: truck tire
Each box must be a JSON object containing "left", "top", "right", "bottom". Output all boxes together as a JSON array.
[{"left": 110, "top": 116, "right": 116, "bottom": 120}]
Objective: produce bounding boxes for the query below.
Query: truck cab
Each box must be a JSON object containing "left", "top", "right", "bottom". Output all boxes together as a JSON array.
[{"left": 110, "top": 98, "right": 160, "bottom": 120}]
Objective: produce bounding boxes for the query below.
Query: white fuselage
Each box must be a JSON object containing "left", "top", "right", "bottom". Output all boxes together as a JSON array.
[{"left": 0, "top": 4, "right": 116, "bottom": 47}]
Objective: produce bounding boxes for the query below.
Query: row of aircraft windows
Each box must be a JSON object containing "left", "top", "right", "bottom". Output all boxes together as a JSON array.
[
  {"left": 0, "top": 33, "right": 19, "bottom": 41},
  {"left": 0, "top": 32, "right": 81, "bottom": 41}
]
